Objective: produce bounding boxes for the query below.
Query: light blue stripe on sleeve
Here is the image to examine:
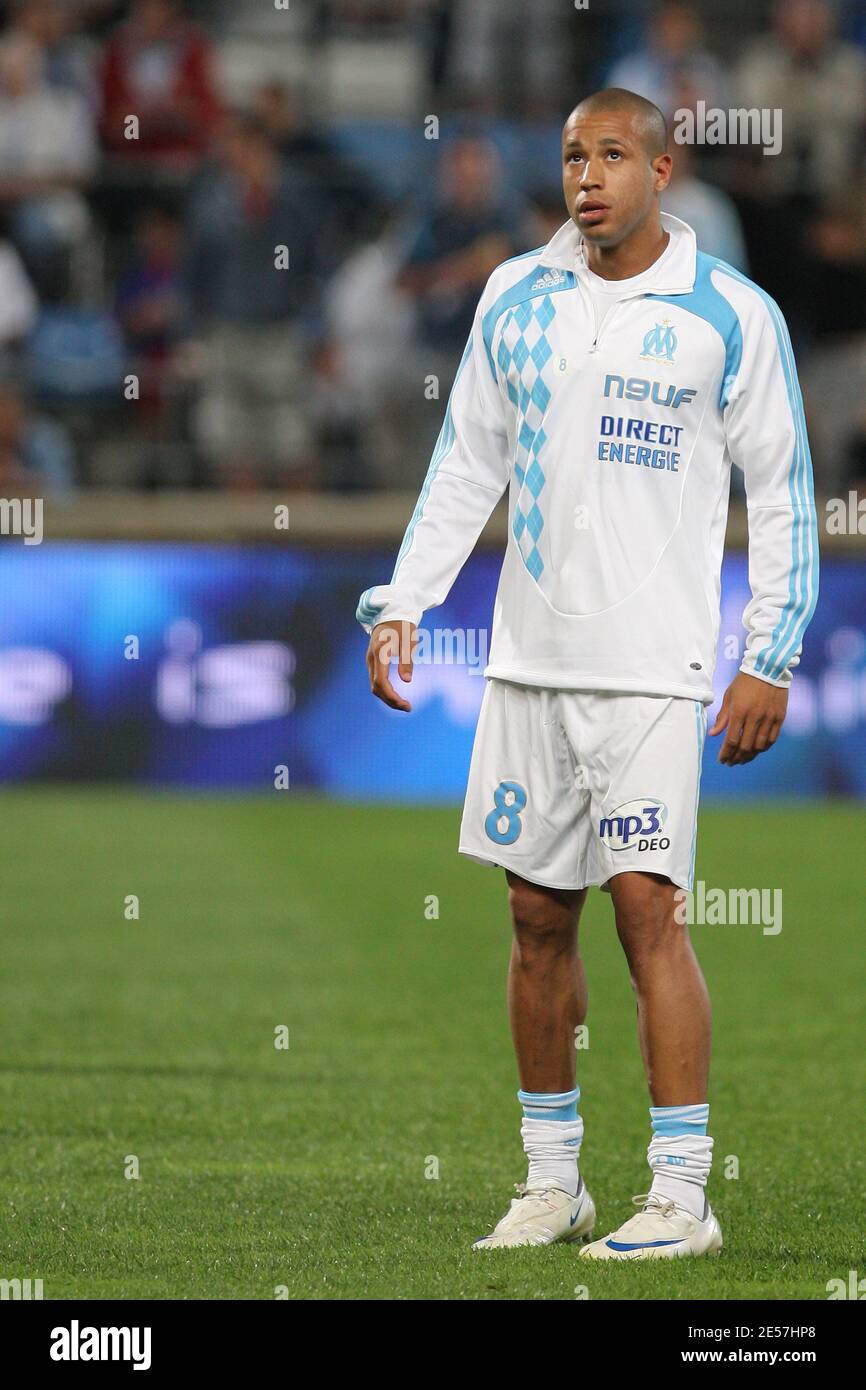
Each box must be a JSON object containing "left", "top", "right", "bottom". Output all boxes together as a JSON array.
[
  {"left": 715, "top": 265, "right": 818, "bottom": 681},
  {"left": 355, "top": 586, "right": 383, "bottom": 627}
]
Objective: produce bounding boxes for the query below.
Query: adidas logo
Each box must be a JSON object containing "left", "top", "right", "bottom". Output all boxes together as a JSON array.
[{"left": 531, "top": 268, "right": 566, "bottom": 291}]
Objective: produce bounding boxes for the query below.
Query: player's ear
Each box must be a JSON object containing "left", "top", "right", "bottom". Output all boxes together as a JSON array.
[{"left": 653, "top": 152, "right": 672, "bottom": 193}]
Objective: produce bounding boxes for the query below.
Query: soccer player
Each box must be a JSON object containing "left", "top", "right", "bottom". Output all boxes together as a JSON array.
[{"left": 357, "top": 89, "right": 818, "bottom": 1259}]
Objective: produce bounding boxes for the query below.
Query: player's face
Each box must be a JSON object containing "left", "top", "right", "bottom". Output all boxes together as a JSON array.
[{"left": 562, "top": 109, "right": 670, "bottom": 249}]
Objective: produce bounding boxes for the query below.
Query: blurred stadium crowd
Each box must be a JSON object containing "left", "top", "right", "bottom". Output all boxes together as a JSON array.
[{"left": 0, "top": 0, "right": 864, "bottom": 497}]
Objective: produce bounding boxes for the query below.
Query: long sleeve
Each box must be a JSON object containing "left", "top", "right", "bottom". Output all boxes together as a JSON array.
[
  {"left": 723, "top": 288, "right": 819, "bottom": 687},
  {"left": 356, "top": 296, "right": 510, "bottom": 633}
]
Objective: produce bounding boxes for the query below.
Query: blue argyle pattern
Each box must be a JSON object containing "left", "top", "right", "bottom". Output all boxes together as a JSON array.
[{"left": 496, "top": 294, "right": 556, "bottom": 581}]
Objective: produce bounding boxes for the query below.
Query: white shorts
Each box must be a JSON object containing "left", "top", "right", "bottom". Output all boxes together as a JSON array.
[{"left": 459, "top": 681, "right": 707, "bottom": 893}]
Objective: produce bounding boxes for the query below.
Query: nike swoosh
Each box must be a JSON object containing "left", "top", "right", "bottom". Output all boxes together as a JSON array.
[
  {"left": 569, "top": 1200, "right": 584, "bottom": 1227},
  {"left": 605, "top": 1237, "right": 682, "bottom": 1250}
]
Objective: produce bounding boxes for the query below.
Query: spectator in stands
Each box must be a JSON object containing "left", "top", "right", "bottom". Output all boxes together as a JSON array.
[
  {"left": 443, "top": 0, "right": 572, "bottom": 116},
  {"left": 253, "top": 80, "right": 332, "bottom": 168},
  {"left": 735, "top": 0, "right": 866, "bottom": 205},
  {"left": 0, "top": 376, "right": 76, "bottom": 492},
  {"left": 398, "top": 135, "right": 525, "bottom": 354},
  {"left": 798, "top": 192, "right": 866, "bottom": 494},
  {"left": 252, "top": 79, "right": 380, "bottom": 262},
  {"left": 99, "top": 0, "right": 221, "bottom": 172},
  {"left": 606, "top": 0, "right": 728, "bottom": 116},
  {"left": 731, "top": 0, "right": 866, "bottom": 337},
  {"left": 316, "top": 205, "right": 415, "bottom": 491},
  {"left": 663, "top": 128, "right": 748, "bottom": 270},
  {"left": 184, "top": 111, "right": 320, "bottom": 489},
  {"left": 0, "top": 31, "right": 96, "bottom": 294},
  {"left": 0, "top": 229, "right": 38, "bottom": 365},
  {"left": 116, "top": 200, "right": 182, "bottom": 406},
  {"left": 394, "top": 134, "right": 528, "bottom": 477},
  {"left": 112, "top": 200, "right": 188, "bottom": 486},
  {"left": 8, "top": 0, "right": 94, "bottom": 97}
]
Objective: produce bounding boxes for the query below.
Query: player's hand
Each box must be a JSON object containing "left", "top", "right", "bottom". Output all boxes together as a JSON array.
[
  {"left": 367, "top": 621, "right": 416, "bottom": 712},
  {"left": 709, "top": 671, "right": 788, "bottom": 766}
]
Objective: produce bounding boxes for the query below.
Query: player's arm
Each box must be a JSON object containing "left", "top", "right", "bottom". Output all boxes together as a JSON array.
[
  {"left": 712, "top": 289, "right": 819, "bottom": 765},
  {"left": 358, "top": 294, "right": 510, "bottom": 711}
]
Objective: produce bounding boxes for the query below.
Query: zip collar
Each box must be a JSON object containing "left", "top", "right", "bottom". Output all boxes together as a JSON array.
[{"left": 539, "top": 211, "right": 697, "bottom": 295}]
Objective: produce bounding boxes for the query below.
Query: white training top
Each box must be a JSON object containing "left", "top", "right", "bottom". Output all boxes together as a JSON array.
[{"left": 357, "top": 214, "right": 819, "bottom": 703}]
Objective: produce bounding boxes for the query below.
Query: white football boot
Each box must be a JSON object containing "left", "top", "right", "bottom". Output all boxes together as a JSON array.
[
  {"left": 580, "top": 1192, "right": 722, "bottom": 1261},
  {"left": 472, "top": 1174, "right": 595, "bottom": 1250}
]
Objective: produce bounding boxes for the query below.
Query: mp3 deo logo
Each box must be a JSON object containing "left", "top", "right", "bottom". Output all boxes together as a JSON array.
[{"left": 599, "top": 799, "right": 670, "bottom": 852}]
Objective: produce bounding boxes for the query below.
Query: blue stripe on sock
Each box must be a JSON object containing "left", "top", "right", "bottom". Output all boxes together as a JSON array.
[
  {"left": 518, "top": 1087, "right": 580, "bottom": 1122},
  {"left": 650, "top": 1103, "right": 709, "bottom": 1137}
]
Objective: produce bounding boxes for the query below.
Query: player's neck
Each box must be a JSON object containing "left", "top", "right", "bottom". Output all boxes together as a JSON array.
[{"left": 584, "top": 222, "right": 669, "bottom": 282}]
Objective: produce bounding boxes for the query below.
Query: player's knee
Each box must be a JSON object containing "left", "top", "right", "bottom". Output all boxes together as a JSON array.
[
  {"left": 508, "top": 880, "right": 577, "bottom": 957},
  {"left": 616, "top": 905, "right": 689, "bottom": 981}
]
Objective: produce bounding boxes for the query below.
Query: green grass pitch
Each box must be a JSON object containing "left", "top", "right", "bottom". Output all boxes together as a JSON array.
[{"left": 0, "top": 788, "right": 862, "bottom": 1300}]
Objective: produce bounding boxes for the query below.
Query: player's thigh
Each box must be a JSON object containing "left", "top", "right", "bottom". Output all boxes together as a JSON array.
[
  {"left": 459, "top": 680, "right": 587, "bottom": 891},
  {"left": 574, "top": 693, "right": 706, "bottom": 893}
]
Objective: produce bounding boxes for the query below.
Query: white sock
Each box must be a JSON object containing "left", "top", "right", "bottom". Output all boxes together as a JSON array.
[
  {"left": 647, "top": 1103, "right": 713, "bottom": 1220},
  {"left": 518, "top": 1088, "right": 583, "bottom": 1197}
]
